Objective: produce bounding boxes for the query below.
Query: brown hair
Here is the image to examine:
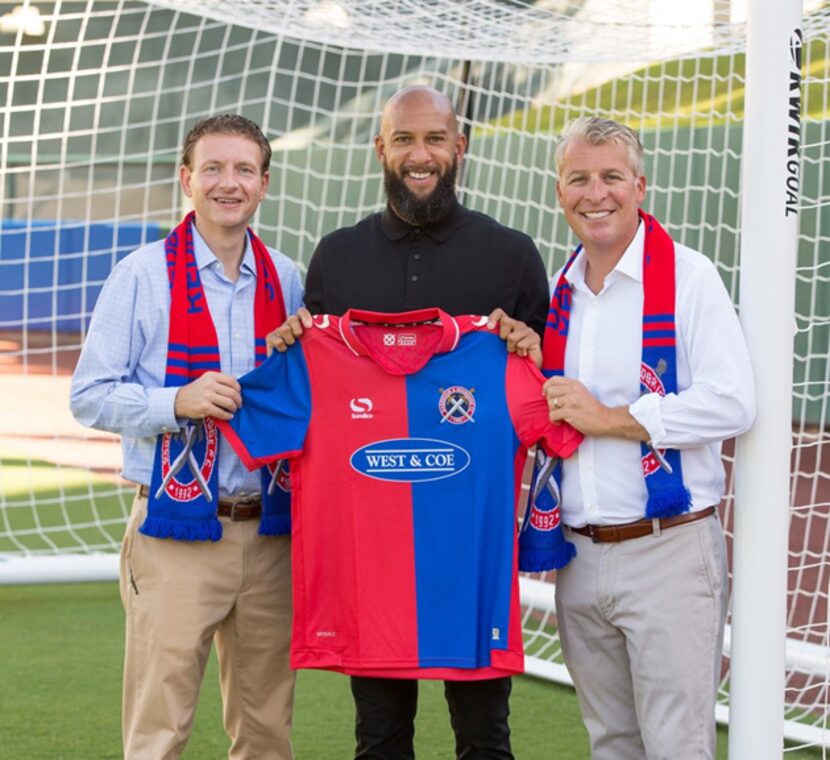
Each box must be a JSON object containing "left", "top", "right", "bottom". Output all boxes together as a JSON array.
[{"left": 181, "top": 114, "right": 271, "bottom": 173}]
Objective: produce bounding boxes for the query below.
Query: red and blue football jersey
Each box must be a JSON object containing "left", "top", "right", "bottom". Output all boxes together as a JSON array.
[{"left": 218, "top": 308, "right": 581, "bottom": 679}]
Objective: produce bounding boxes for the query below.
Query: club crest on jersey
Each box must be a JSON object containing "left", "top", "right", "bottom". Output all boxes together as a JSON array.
[
  {"left": 640, "top": 360, "right": 667, "bottom": 396},
  {"left": 438, "top": 386, "right": 476, "bottom": 425},
  {"left": 157, "top": 419, "right": 217, "bottom": 502},
  {"left": 350, "top": 438, "right": 471, "bottom": 482}
]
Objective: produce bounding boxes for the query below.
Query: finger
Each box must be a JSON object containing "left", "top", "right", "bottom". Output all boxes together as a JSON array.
[
  {"left": 207, "top": 404, "right": 235, "bottom": 421},
  {"left": 548, "top": 407, "right": 563, "bottom": 425},
  {"left": 280, "top": 317, "right": 299, "bottom": 339},
  {"left": 486, "top": 307, "right": 506, "bottom": 330},
  {"left": 212, "top": 374, "right": 241, "bottom": 393},
  {"left": 543, "top": 377, "right": 562, "bottom": 395},
  {"left": 297, "top": 308, "right": 314, "bottom": 329},
  {"left": 210, "top": 390, "right": 241, "bottom": 415},
  {"left": 511, "top": 331, "right": 540, "bottom": 357},
  {"left": 527, "top": 345, "right": 543, "bottom": 369},
  {"left": 282, "top": 328, "right": 299, "bottom": 346},
  {"left": 265, "top": 330, "right": 280, "bottom": 357},
  {"left": 545, "top": 375, "right": 569, "bottom": 391},
  {"left": 269, "top": 334, "right": 290, "bottom": 353}
]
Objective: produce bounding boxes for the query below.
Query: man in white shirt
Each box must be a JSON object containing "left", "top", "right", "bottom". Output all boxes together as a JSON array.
[{"left": 542, "top": 117, "right": 755, "bottom": 759}]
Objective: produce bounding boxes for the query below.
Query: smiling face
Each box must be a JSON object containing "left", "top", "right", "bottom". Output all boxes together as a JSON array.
[
  {"left": 179, "top": 132, "right": 269, "bottom": 240},
  {"left": 375, "top": 87, "right": 466, "bottom": 225},
  {"left": 556, "top": 137, "right": 646, "bottom": 260}
]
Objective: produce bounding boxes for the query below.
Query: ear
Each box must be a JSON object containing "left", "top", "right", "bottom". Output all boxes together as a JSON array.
[
  {"left": 374, "top": 133, "right": 385, "bottom": 163},
  {"left": 179, "top": 164, "right": 193, "bottom": 198},
  {"left": 259, "top": 169, "right": 270, "bottom": 200},
  {"left": 555, "top": 180, "right": 564, "bottom": 206},
  {"left": 635, "top": 174, "right": 646, "bottom": 204},
  {"left": 454, "top": 132, "right": 467, "bottom": 163}
]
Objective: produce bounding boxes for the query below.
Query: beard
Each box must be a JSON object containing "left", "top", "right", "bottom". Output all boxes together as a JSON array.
[{"left": 383, "top": 158, "right": 458, "bottom": 227}]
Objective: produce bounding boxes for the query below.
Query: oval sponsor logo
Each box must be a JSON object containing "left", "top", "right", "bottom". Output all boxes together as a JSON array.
[{"left": 350, "top": 437, "right": 471, "bottom": 483}]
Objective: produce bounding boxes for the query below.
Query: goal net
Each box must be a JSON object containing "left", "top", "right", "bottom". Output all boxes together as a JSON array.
[{"left": 0, "top": 0, "right": 827, "bottom": 749}]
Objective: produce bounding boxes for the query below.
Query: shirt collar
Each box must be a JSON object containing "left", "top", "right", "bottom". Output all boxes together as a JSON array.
[
  {"left": 190, "top": 221, "right": 256, "bottom": 276},
  {"left": 380, "top": 200, "right": 468, "bottom": 243},
  {"left": 564, "top": 219, "right": 645, "bottom": 289}
]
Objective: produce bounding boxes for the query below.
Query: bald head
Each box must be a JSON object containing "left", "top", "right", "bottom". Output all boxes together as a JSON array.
[{"left": 380, "top": 86, "right": 460, "bottom": 137}]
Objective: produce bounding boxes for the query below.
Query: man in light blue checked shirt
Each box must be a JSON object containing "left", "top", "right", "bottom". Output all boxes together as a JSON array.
[{"left": 71, "top": 114, "right": 303, "bottom": 760}]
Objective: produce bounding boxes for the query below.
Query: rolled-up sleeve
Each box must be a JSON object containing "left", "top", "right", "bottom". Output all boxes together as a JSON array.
[{"left": 629, "top": 258, "right": 756, "bottom": 449}]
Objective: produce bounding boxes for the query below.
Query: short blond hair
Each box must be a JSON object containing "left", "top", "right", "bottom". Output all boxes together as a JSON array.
[{"left": 555, "top": 117, "right": 644, "bottom": 176}]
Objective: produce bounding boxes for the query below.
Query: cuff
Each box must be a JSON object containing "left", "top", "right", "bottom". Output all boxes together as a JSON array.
[
  {"left": 147, "top": 387, "right": 182, "bottom": 434},
  {"left": 628, "top": 393, "right": 665, "bottom": 445}
]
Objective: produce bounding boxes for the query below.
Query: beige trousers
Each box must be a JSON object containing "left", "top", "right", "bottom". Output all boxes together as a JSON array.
[
  {"left": 556, "top": 514, "right": 728, "bottom": 760},
  {"left": 119, "top": 494, "right": 295, "bottom": 760}
]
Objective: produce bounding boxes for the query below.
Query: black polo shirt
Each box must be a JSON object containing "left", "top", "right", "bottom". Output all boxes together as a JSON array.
[{"left": 305, "top": 202, "right": 550, "bottom": 338}]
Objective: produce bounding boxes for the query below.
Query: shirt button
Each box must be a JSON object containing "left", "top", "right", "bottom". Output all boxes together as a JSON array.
[
  {"left": 411, "top": 275, "right": 419, "bottom": 282},
  {"left": 413, "top": 228, "right": 421, "bottom": 235},
  {"left": 414, "top": 253, "right": 421, "bottom": 260}
]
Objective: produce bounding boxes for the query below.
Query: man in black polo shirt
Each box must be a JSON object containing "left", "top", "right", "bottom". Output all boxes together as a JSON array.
[{"left": 268, "top": 85, "right": 549, "bottom": 760}]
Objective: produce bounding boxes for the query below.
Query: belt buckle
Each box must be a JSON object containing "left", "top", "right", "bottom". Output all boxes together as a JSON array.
[
  {"left": 228, "top": 501, "right": 244, "bottom": 521},
  {"left": 588, "top": 525, "right": 601, "bottom": 544}
]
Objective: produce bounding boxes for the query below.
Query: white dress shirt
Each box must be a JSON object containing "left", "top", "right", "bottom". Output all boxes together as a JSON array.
[{"left": 557, "top": 221, "right": 756, "bottom": 527}]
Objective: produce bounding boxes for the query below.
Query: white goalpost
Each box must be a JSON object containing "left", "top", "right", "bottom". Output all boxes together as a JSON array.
[{"left": 1, "top": 0, "right": 828, "bottom": 753}]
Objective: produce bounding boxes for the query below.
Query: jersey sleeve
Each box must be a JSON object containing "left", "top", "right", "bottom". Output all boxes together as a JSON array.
[
  {"left": 215, "top": 344, "right": 312, "bottom": 471},
  {"left": 505, "top": 354, "right": 582, "bottom": 458}
]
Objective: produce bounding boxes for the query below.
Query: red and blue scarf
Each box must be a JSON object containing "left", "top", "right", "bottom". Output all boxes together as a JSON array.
[
  {"left": 541, "top": 209, "right": 691, "bottom": 519},
  {"left": 140, "top": 211, "right": 291, "bottom": 541},
  {"left": 518, "top": 447, "right": 577, "bottom": 572}
]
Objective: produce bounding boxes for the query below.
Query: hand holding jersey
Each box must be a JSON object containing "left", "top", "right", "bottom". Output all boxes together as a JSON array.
[
  {"left": 173, "top": 371, "right": 243, "bottom": 420},
  {"left": 267, "top": 306, "right": 543, "bottom": 365}
]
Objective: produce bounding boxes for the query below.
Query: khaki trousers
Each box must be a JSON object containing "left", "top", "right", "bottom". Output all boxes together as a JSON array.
[
  {"left": 556, "top": 514, "right": 728, "bottom": 760},
  {"left": 119, "top": 494, "right": 295, "bottom": 760}
]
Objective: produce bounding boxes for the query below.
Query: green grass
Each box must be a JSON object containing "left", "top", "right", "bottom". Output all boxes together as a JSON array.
[
  {"left": 1, "top": 582, "right": 824, "bottom": 759},
  {"left": 0, "top": 458, "right": 826, "bottom": 757}
]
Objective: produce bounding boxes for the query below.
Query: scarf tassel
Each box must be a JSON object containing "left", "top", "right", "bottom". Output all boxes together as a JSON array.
[
  {"left": 258, "top": 513, "right": 292, "bottom": 537},
  {"left": 519, "top": 540, "right": 576, "bottom": 573},
  {"left": 139, "top": 515, "right": 223, "bottom": 542},
  {"left": 645, "top": 484, "right": 692, "bottom": 519}
]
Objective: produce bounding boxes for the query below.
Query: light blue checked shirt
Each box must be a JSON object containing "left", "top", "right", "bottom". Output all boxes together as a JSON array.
[{"left": 70, "top": 222, "right": 304, "bottom": 496}]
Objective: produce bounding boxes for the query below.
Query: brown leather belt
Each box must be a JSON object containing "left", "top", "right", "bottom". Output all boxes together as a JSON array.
[
  {"left": 570, "top": 506, "right": 716, "bottom": 544},
  {"left": 137, "top": 485, "right": 262, "bottom": 521}
]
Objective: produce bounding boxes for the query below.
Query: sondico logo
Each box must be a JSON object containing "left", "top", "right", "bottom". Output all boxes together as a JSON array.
[{"left": 350, "top": 397, "right": 374, "bottom": 419}]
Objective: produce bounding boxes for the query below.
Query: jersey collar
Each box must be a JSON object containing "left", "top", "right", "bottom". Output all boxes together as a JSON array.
[{"left": 338, "top": 307, "right": 461, "bottom": 358}]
